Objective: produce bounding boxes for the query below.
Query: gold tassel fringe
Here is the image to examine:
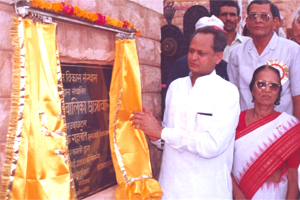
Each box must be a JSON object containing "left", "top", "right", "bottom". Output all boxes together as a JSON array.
[{"left": 0, "top": 17, "right": 23, "bottom": 200}]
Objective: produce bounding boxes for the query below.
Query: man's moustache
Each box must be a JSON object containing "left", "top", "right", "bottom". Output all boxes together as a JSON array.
[{"left": 225, "top": 21, "right": 233, "bottom": 24}]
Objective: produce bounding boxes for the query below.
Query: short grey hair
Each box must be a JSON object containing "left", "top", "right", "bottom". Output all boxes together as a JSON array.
[{"left": 294, "top": 7, "right": 300, "bottom": 24}]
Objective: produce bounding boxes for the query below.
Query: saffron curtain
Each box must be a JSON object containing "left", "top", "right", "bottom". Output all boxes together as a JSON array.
[
  {"left": 109, "top": 39, "right": 162, "bottom": 200},
  {"left": 0, "top": 18, "right": 75, "bottom": 200}
]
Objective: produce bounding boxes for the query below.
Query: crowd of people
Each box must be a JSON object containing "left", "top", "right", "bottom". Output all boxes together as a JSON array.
[{"left": 130, "top": 0, "right": 300, "bottom": 199}]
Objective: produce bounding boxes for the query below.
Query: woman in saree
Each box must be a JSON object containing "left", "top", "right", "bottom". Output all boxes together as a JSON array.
[{"left": 232, "top": 65, "right": 300, "bottom": 199}]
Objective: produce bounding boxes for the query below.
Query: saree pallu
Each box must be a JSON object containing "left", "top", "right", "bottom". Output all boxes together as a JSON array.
[
  {"left": 109, "top": 39, "right": 162, "bottom": 200},
  {"left": 233, "top": 112, "right": 300, "bottom": 199},
  {"left": 0, "top": 18, "right": 75, "bottom": 200}
]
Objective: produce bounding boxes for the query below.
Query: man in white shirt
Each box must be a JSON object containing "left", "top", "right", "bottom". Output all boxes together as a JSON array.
[
  {"left": 217, "top": 0, "right": 249, "bottom": 62},
  {"left": 228, "top": 0, "right": 300, "bottom": 120},
  {"left": 130, "top": 16, "right": 240, "bottom": 199}
]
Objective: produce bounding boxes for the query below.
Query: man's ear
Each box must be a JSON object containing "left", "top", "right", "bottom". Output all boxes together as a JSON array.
[
  {"left": 238, "top": 16, "right": 241, "bottom": 23},
  {"left": 272, "top": 17, "right": 279, "bottom": 30},
  {"left": 215, "top": 52, "right": 223, "bottom": 64},
  {"left": 292, "top": 20, "right": 295, "bottom": 29}
]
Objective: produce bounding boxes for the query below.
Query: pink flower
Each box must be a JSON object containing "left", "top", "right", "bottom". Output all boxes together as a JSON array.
[
  {"left": 122, "top": 20, "right": 129, "bottom": 28},
  {"left": 95, "top": 13, "right": 106, "bottom": 25},
  {"left": 61, "top": 2, "right": 74, "bottom": 16}
]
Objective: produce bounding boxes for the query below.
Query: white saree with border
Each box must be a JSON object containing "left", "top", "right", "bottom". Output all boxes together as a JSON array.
[{"left": 233, "top": 112, "right": 300, "bottom": 199}]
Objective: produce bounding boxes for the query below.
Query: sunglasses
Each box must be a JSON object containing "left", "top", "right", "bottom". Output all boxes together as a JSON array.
[
  {"left": 255, "top": 80, "right": 281, "bottom": 91},
  {"left": 248, "top": 13, "right": 273, "bottom": 22}
]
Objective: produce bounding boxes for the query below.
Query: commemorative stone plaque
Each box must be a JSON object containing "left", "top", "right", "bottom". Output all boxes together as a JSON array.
[{"left": 61, "top": 63, "right": 117, "bottom": 199}]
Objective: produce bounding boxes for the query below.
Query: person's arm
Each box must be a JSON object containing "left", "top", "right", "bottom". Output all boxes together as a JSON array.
[
  {"left": 292, "top": 95, "right": 300, "bottom": 120},
  {"left": 286, "top": 168, "right": 299, "bottom": 200},
  {"left": 227, "top": 47, "right": 239, "bottom": 86},
  {"left": 231, "top": 174, "right": 248, "bottom": 200},
  {"left": 291, "top": 47, "right": 300, "bottom": 120}
]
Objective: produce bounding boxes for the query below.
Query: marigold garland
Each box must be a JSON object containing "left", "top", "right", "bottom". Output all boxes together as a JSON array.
[{"left": 29, "top": 0, "right": 141, "bottom": 36}]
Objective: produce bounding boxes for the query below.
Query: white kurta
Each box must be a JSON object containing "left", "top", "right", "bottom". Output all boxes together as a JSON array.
[{"left": 157, "top": 71, "right": 240, "bottom": 199}]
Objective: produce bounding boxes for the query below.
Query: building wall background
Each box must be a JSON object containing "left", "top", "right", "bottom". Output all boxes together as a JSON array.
[
  {"left": 1, "top": 0, "right": 300, "bottom": 199},
  {"left": 0, "top": 0, "right": 163, "bottom": 198},
  {"left": 162, "top": 0, "right": 300, "bottom": 38}
]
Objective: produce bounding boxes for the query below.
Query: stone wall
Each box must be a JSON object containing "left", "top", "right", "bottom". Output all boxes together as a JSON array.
[{"left": 0, "top": 0, "right": 163, "bottom": 199}]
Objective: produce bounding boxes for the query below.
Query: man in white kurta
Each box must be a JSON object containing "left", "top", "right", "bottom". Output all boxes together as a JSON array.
[
  {"left": 157, "top": 70, "right": 240, "bottom": 199},
  {"left": 130, "top": 18, "right": 240, "bottom": 199}
]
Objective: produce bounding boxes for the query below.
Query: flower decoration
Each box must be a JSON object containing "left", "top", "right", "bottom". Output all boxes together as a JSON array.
[
  {"left": 29, "top": 0, "right": 141, "bottom": 36},
  {"left": 135, "top": 29, "right": 141, "bottom": 37}
]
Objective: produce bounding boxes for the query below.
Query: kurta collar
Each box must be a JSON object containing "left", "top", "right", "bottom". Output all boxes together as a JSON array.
[{"left": 189, "top": 70, "right": 217, "bottom": 86}]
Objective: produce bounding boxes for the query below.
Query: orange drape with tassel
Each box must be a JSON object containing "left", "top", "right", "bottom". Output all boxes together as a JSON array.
[
  {"left": 0, "top": 18, "right": 75, "bottom": 200},
  {"left": 109, "top": 39, "right": 162, "bottom": 200}
]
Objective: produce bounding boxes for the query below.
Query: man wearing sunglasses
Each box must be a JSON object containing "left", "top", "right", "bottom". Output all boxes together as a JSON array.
[
  {"left": 217, "top": 0, "right": 250, "bottom": 62},
  {"left": 227, "top": 0, "right": 300, "bottom": 121}
]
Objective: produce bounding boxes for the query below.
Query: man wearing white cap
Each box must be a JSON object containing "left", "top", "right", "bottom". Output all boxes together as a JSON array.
[
  {"left": 165, "top": 15, "right": 228, "bottom": 92},
  {"left": 130, "top": 15, "right": 240, "bottom": 199}
]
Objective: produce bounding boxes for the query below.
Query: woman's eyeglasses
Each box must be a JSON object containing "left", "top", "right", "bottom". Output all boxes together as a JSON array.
[
  {"left": 248, "top": 13, "right": 273, "bottom": 22},
  {"left": 255, "top": 80, "right": 281, "bottom": 91}
]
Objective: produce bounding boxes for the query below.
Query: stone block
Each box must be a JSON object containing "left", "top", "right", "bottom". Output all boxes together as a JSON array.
[
  {"left": 81, "top": 27, "right": 115, "bottom": 63},
  {"left": 144, "top": 10, "right": 162, "bottom": 41},
  {"left": 142, "top": 93, "right": 162, "bottom": 119},
  {"left": 0, "top": 52, "right": 12, "bottom": 98},
  {"left": 61, "top": 22, "right": 115, "bottom": 64},
  {"left": 140, "top": 65, "right": 161, "bottom": 93},
  {"left": 96, "top": 0, "right": 124, "bottom": 19},
  {"left": 0, "top": 98, "right": 11, "bottom": 142},
  {"left": 126, "top": 2, "right": 147, "bottom": 38},
  {"left": 63, "top": 23, "right": 82, "bottom": 59},
  {"left": 56, "top": 21, "right": 67, "bottom": 57},
  {"left": 154, "top": 41, "right": 161, "bottom": 67},
  {"left": 0, "top": 8, "right": 14, "bottom": 51},
  {"left": 136, "top": 37, "right": 159, "bottom": 67}
]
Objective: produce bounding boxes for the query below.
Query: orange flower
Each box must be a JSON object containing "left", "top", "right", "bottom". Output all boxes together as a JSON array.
[
  {"left": 135, "top": 29, "right": 141, "bottom": 36},
  {"left": 75, "top": 8, "right": 87, "bottom": 18},
  {"left": 52, "top": 2, "right": 63, "bottom": 12},
  {"left": 87, "top": 12, "right": 98, "bottom": 22},
  {"left": 44, "top": 2, "right": 52, "bottom": 10},
  {"left": 74, "top": 6, "right": 81, "bottom": 15},
  {"left": 128, "top": 21, "right": 134, "bottom": 28},
  {"left": 30, "top": 0, "right": 43, "bottom": 7},
  {"left": 116, "top": 20, "right": 123, "bottom": 28}
]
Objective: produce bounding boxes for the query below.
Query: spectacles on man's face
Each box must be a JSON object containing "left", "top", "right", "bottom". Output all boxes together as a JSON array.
[
  {"left": 248, "top": 13, "right": 273, "bottom": 22},
  {"left": 255, "top": 80, "right": 281, "bottom": 91}
]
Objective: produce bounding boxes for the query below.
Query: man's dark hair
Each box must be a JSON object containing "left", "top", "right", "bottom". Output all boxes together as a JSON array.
[
  {"left": 249, "top": 65, "right": 282, "bottom": 105},
  {"left": 247, "top": 0, "right": 277, "bottom": 18},
  {"left": 217, "top": 1, "right": 240, "bottom": 16},
  {"left": 273, "top": 4, "right": 281, "bottom": 21},
  {"left": 189, "top": 26, "right": 227, "bottom": 53}
]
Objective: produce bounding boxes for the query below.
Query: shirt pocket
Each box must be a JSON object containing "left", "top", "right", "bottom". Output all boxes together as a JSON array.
[{"left": 194, "top": 110, "right": 214, "bottom": 132}]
